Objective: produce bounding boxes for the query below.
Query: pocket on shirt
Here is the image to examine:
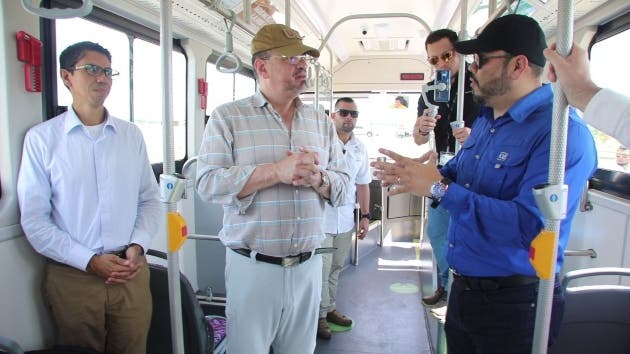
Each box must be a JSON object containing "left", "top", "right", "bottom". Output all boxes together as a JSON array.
[{"left": 479, "top": 144, "right": 530, "bottom": 197}]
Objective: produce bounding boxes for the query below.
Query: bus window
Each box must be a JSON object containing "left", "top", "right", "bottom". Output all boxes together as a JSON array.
[
  {"left": 235, "top": 73, "right": 256, "bottom": 101},
  {"left": 589, "top": 28, "right": 629, "bottom": 173},
  {"left": 205, "top": 64, "right": 256, "bottom": 115},
  {"left": 56, "top": 19, "right": 130, "bottom": 119},
  {"left": 55, "top": 18, "right": 187, "bottom": 164},
  {"left": 303, "top": 93, "right": 424, "bottom": 160},
  {"left": 132, "top": 40, "right": 187, "bottom": 163}
]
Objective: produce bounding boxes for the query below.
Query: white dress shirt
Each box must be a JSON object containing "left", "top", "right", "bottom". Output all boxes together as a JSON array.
[
  {"left": 323, "top": 134, "right": 372, "bottom": 234},
  {"left": 17, "top": 109, "right": 161, "bottom": 270},
  {"left": 583, "top": 88, "right": 630, "bottom": 147}
]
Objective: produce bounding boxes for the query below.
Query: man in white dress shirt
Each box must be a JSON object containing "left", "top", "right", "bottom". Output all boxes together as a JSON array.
[
  {"left": 318, "top": 97, "right": 371, "bottom": 339},
  {"left": 17, "top": 41, "right": 161, "bottom": 354}
]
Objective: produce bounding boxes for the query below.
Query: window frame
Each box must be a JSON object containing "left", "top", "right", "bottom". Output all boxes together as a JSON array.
[{"left": 586, "top": 11, "right": 630, "bottom": 200}]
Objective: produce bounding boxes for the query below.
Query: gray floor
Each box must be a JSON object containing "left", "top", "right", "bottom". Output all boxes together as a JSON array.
[{"left": 314, "top": 228, "right": 438, "bottom": 354}]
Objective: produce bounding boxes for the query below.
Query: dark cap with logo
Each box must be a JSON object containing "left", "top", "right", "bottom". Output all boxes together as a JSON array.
[
  {"left": 251, "top": 24, "right": 320, "bottom": 58},
  {"left": 454, "top": 14, "right": 547, "bottom": 66}
]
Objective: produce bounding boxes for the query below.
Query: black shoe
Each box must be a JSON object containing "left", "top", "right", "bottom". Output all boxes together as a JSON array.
[{"left": 422, "top": 286, "right": 446, "bottom": 306}]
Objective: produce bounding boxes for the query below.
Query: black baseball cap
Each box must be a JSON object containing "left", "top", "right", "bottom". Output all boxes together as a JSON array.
[{"left": 454, "top": 14, "right": 547, "bottom": 67}]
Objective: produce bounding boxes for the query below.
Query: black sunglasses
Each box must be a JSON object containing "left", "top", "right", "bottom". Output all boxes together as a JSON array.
[
  {"left": 335, "top": 109, "right": 359, "bottom": 118},
  {"left": 474, "top": 53, "right": 513, "bottom": 69}
]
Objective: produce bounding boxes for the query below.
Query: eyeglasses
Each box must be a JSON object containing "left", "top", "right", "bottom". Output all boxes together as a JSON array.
[
  {"left": 73, "top": 64, "right": 119, "bottom": 78},
  {"left": 473, "top": 54, "right": 512, "bottom": 69},
  {"left": 267, "top": 54, "right": 315, "bottom": 65},
  {"left": 335, "top": 109, "right": 359, "bottom": 118},
  {"left": 428, "top": 49, "right": 454, "bottom": 66}
]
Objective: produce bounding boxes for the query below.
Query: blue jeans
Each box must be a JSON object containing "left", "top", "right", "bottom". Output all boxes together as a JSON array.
[
  {"left": 445, "top": 277, "right": 565, "bottom": 354},
  {"left": 427, "top": 204, "right": 450, "bottom": 288}
]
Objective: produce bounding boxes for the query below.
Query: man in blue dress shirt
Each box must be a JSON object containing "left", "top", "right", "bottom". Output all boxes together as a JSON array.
[{"left": 372, "top": 15, "right": 597, "bottom": 354}]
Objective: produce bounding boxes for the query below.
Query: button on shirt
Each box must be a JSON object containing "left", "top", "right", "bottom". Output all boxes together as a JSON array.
[
  {"left": 440, "top": 84, "right": 597, "bottom": 277},
  {"left": 324, "top": 134, "right": 372, "bottom": 234},
  {"left": 17, "top": 109, "right": 162, "bottom": 271},
  {"left": 196, "top": 91, "right": 349, "bottom": 257}
]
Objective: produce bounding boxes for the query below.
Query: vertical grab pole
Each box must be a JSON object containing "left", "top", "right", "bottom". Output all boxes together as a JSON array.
[
  {"left": 455, "top": 0, "right": 468, "bottom": 154},
  {"left": 531, "top": 2, "right": 573, "bottom": 353},
  {"left": 160, "top": 1, "right": 184, "bottom": 353},
  {"left": 353, "top": 203, "right": 360, "bottom": 266}
]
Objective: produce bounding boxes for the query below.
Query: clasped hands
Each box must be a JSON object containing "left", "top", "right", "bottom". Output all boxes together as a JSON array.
[
  {"left": 277, "top": 146, "right": 322, "bottom": 188},
  {"left": 88, "top": 244, "right": 144, "bottom": 284}
]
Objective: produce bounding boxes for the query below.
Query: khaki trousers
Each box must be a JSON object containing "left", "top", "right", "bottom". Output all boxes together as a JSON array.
[
  {"left": 44, "top": 261, "right": 152, "bottom": 354},
  {"left": 319, "top": 230, "right": 353, "bottom": 318}
]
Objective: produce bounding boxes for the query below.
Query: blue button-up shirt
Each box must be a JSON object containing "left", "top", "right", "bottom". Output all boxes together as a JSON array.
[{"left": 440, "top": 84, "right": 597, "bottom": 277}]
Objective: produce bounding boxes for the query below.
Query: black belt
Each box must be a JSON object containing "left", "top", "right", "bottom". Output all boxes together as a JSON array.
[
  {"left": 232, "top": 248, "right": 313, "bottom": 267},
  {"left": 453, "top": 272, "right": 539, "bottom": 291}
]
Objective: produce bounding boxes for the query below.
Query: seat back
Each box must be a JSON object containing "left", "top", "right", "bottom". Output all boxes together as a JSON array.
[
  {"left": 549, "top": 268, "right": 630, "bottom": 354},
  {"left": 146, "top": 250, "right": 213, "bottom": 354}
]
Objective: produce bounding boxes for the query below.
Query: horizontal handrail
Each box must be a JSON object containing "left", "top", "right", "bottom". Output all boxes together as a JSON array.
[
  {"left": 564, "top": 248, "right": 597, "bottom": 258},
  {"left": 188, "top": 233, "right": 221, "bottom": 241}
]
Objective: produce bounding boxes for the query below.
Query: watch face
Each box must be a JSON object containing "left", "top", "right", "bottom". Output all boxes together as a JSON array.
[{"left": 431, "top": 181, "right": 446, "bottom": 199}]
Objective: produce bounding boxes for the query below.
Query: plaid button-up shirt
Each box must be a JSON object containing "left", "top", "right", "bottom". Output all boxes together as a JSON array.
[{"left": 196, "top": 91, "right": 349, "bottom": 257}]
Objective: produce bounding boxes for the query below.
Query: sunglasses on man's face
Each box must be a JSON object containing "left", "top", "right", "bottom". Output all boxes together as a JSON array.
[
  {"left": 428, "top": 49, "right": 454, "bottom": 66},
  {"left": 335, "top": 109, "right": 359, "bottom": 118}
]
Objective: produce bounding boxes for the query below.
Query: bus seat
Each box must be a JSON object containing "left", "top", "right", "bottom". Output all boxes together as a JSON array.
[
  {"left": 0, "top": 336, "right": 23, "bottom": 354},
  {"left": 549, "top": 267, "right": 630, "bottom": 354},
  {"left": 146, "top": 249, "right": 227, "bottom": 354},
  {"left": 0, "top": 335, "right": 98, "bottom": 354}
]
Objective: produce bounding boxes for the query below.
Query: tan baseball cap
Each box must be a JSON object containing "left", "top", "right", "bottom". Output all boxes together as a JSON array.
[{"left": 251, "top": 24, "right": 320, "bottom": 58}]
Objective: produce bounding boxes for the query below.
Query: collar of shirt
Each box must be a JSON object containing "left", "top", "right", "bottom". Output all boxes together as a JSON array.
[
  {"left": 253, "top": 89, "right": 306, "bottom": 111},
  {"left": 63, "top": 107, "right": 118, "bottom": 135}
]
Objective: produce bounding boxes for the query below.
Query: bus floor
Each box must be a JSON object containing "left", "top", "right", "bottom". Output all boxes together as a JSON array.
[{"left": 314, "top": 230, "right": 438, "bottom": 354}]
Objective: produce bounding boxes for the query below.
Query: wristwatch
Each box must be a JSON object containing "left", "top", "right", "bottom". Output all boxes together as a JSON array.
[
  {"left": 360, "top": 212, "right": 371, "bottom": 220},
  {"left": 317, "top": 170, "right": 330, "bottom": 195},
  {"left": 430, "top": 177, "right": 452, "bottom": 202}
]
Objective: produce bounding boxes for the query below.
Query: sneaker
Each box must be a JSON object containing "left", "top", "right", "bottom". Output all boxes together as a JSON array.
[
  {"left": 422, "top": 286, "right": 447, "bottom": 307},
  {"left": 317, "top": 318, "right": 331, "bottom": 340},
  {"left": 326, "top": 309, "right": 353, "bottom": 327},
  {"left": 430, "top": 305, "right": 447, "bottom": 323}
]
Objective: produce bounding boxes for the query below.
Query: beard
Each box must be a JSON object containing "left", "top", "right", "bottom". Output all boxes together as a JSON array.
[
  {"left": 472, "top": 65, "right": 510, "bottom": 105},
  {"left": 341, "top": 124, "right": 354, "bottom": 134}
]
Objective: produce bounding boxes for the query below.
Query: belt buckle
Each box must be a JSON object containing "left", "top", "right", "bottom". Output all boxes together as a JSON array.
[{"left": 281, "top": 256, "right": 299, "bottom": 267}]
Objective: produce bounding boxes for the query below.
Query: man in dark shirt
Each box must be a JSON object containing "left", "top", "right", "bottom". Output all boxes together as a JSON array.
[{"left": 413, "top": 29, "right": 481, "bottom": 307}]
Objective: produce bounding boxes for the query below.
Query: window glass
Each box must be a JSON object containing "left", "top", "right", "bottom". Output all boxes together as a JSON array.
[
  {"left": 55, "top": 18, "right": 187, "bottom": 163},
  {"left": 235, "top": 74, "right": 256, "bottom": 101},
  {"left": 589, "top": 29, "right": 629, "bottom": 173},
  {"left": 56, "top": 19, "right": 130, "bottom": 119},
  {"left": 205, "top": 64, "right": 256, "bottom": 115},
  {"left": 133, "top": 40, "right": 187, "bottom": 163},
  {"left": 303, "top": 93, "right": 426, "bottom": 161}
]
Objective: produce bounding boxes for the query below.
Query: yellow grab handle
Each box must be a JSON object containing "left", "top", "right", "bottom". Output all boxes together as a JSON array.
[
  {"left": 168, "top": 211, "right": 188, "bottom": 252},
  {"left": 529, "top": 230, "right": 557, "bottom": 280}
]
